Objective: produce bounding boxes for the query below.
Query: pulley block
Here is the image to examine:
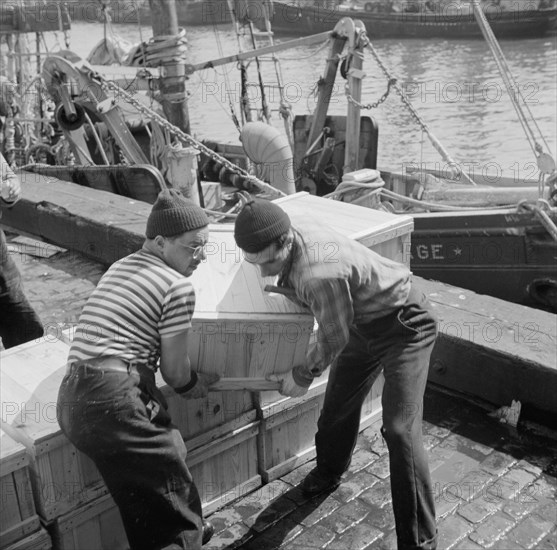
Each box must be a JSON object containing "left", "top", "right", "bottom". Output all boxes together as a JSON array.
[{"left": 55, "top": 102, "right": 86, "bottom": 131}]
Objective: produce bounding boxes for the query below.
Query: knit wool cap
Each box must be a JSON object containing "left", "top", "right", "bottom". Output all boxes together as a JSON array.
[
  {"left": 234, "top": 197, "right": 291, "bottom": 253},
  {"left": 146, "top": 189, "right": 209, "bottom": 238}
]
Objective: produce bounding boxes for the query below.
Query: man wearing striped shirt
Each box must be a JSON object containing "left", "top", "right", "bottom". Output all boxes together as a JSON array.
[
  {"left": 234, "top": 198, "right": 438, "bottom": 550},
  {"left": 57, "top": 190, "right": 218, "bottom": 550}
]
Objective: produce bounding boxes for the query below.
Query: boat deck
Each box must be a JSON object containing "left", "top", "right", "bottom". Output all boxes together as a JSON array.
[{"left": 5, "top": 234, "right": 557, "bottom": 550}]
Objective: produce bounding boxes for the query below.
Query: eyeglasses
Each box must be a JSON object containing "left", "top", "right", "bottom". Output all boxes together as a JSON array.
[{"left": 183, "top": 244, "right": 206, "bottom": 260}]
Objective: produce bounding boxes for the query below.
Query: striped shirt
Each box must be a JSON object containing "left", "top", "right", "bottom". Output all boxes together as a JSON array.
[
  {"left": 278, "top": 222, "right": 411, "bottom": 384},
  {"left": 68, "top": 249, "right": 195, "bottom": 369}
]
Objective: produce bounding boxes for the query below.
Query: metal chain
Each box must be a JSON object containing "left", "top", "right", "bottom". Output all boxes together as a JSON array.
[
  {"left": 344, "top": 78, "right": 397, "bottom": 110},
  {"left": 361, "top": 36, "right": 477, "bottom": 186},
  {"left": 91, "top": 72, "right": 286, "bottom": 198},
  {"left": 362, "top": 38, "right": 429, "bottom": 131}
]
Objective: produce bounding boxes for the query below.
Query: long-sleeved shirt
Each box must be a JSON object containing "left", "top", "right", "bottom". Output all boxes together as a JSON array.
[{"left": 277, "top": 222, "right": 411, "bottom": 386}]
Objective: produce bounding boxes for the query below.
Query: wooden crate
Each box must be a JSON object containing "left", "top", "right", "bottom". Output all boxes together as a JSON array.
[
  {"left": 187, "top": 414, "right": 262, "bottom": 514},
  {"left": 48, "top": 493, "right": 128, "bottom": 550},
  {"left": 275, "top": 191, "right": 414, "bottom": 266},
  {"left": 188, "top": 227, "right": 315, "bottom": 404},
  {"left": 0, "top": 338, "right": 107, "bottom": 522},
  {"left": 47, "top": 416, "right": 262, "bottom": 548},
  {"left": 0, "top": 429, "right": 40, "bottom": 548},
  {"left": 257, "top": 372, "right": 385, "bottom": 482},
  {"left": 4, "top": 528, "right": 52, "bottom": 550}
]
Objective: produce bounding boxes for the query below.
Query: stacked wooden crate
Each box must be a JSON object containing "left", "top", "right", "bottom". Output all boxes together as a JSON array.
[
  {"left": 0, "top": 336, "right": 127, "bottom": 549},
  {"left": 0, "top": 428, "right": 49, "bottom": 550}
]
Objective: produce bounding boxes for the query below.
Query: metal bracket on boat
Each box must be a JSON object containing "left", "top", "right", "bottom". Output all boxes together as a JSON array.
[
  {"left": 96, "top": 97, "right": 119, "bottom": 114},
  {"left": 518, "top": 199, "right": 557, "bottom": 241},
  {"left": 346, "top": 67, "right": 366, "bottom": 81}
]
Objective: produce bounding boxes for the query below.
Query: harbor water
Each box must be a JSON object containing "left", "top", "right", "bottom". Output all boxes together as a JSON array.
[{"left": 51, "top": 20, "right": 556, "bottom": 180}]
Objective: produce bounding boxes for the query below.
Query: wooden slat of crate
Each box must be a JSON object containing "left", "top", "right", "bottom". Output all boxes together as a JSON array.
[
  {"left": 0, "top": 338, "right": 107, "bottom": 522},
  {"left": 0, "top": 429, "right": 40, "bottom": 548},
  {"left": 187, "top": 415, "right": 262, "bottom": 515},
  {"left": 158, "top": 383, "right": 254, "bottom": 441},
  {"left": 257, "top": 378, "right": 328, "bottom": 483},
  {"left": 4, "top": 527, "right": 52, "bottom": 550},
  {"left": 258, "top": 372, "right": 385, "bottom": 483},
  {"left": 49, "top": 493, "right": 128, "bottom": 550}
]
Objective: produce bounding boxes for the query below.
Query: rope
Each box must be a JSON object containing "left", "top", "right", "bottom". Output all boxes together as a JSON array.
[
  {"left": 362, "top": 36, "right": 478, "bottom": 187},
  {"left": 246, "top": 22, "right": 271, "bottom": 124},
  {"left": 325, "top": 181, "right": 519, "bottom": 211},
  {"left": 195, "top": 71, "right": 242, "bottom": 129},
  {"left": 518, "top": 200, "right": 557, "bottom": 241},
  {"left": 83, "top": 112, "right": 110, "bottom": 165},
  {"left": 212, "top": 17, "right": 241, "bottom": 131},
  {"left": 259, "top": 0, "right": 294, "bottom": 148},
  {"left": 143, "top": 29, "right": 188, "bottom": 67},
  {"left": 471, "top": 0, "right": 555, "bottom": 175}
]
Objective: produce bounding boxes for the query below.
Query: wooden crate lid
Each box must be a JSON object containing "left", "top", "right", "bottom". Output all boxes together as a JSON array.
[
  {"left": 274, "top": 192, "right": 414, "bottom": 245},
  {"left": 190, "top": 229, "right": 312, "bottom": 320},
  {"left": 0, "top": 337, "right": 70, "bottom": 448},
  {"left": 0, "top": 427, "right": 28, "bottom": 476}
]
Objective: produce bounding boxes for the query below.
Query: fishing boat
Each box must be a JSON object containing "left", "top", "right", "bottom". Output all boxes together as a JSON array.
[
  {"left": 43, "top": 0, "right": 557, "bottom": 35},
  {"left": 5, "top": 3, "right": 553, "bottom": 311},
  {"left": 260, "top": 0, "right": 557, "bottom": 38},
  {"left": 44, "top": 0, "right": 263, "bottom": 27}
]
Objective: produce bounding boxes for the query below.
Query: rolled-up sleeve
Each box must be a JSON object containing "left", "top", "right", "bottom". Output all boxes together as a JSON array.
[{"left": 293, "top": 278, "right": 354, "bottom": 386}]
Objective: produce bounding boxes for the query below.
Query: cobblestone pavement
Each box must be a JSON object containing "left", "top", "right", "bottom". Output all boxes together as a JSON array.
[
  {"left": 10, "top": 236, "right": 557, "bottom": 550},
  {"left": 204, "top": 390, "right": 557, "bottom": 550}
]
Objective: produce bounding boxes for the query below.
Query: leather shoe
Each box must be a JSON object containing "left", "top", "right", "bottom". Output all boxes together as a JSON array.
[
  {"left": 202, "top": 520, "right": 214, "bottom": 545},
  {"left": 300, "top": 467, "right": 341, "bottom": 497}
]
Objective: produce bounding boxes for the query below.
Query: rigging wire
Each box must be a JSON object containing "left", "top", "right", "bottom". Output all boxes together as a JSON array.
[
  {"left": 212, "top": 17, "right": 241, "bottom": 131},
  {"left": 471, "top": 0, "right": 554, "bottom": 167}
]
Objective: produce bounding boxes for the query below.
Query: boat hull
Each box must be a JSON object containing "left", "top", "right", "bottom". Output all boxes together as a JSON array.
[
  {"left": 264, "top": 3, "right": 557, "bottom": 38},
  {"left": 410, "top": 209, "right": 557, "bottom": 309},
  {"left": 54, "top": 0, "right": 258, "bottom": 26}
]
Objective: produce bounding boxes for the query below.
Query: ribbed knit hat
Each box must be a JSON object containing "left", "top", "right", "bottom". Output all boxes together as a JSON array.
[
  {"left": 146, "top": 189, "right": 209, "bottom": 238},
  {"left": 234, "top": 197, "right": 291, "bottom": 253}
]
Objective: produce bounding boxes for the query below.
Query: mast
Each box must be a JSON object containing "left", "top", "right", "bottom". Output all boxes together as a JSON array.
[{"left": 148, "top": 0, "right": 190, "bottom": 133}]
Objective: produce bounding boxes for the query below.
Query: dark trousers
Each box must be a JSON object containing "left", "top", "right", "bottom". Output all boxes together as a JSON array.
[
  {"left": 57, "top": 361, "right": 204, "bottom": 550},
  {"left": 315, "top": 286, "right": 438, "bottom": 550},
  {"left": 0, "top": 229, "right": 43, "bottom": 348}
]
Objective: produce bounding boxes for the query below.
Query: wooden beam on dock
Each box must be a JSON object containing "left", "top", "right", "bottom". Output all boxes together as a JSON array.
[
  {"left": 1, "top": 170, "right": 148, "bottom": 266},
  {"left": 423, "top": 278, "right": 557, "bottom": 417}
]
